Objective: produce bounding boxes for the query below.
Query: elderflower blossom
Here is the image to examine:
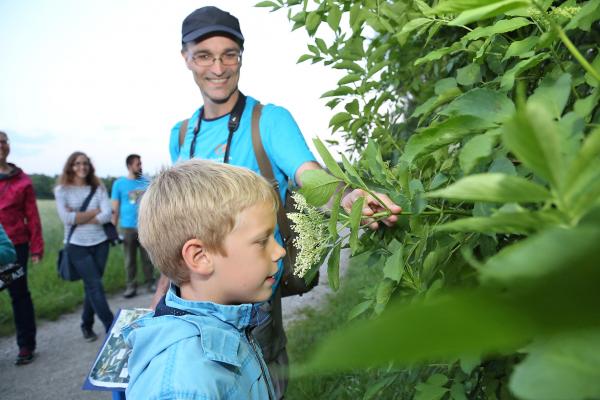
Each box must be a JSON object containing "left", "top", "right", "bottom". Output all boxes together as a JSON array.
[{"left": 288, "top": 192, "right": 329, "bottom": 278}]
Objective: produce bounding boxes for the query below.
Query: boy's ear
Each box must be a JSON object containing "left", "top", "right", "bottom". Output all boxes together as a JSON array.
[{"left": 181, "top": 238, "right": 214, "bottom": 276}]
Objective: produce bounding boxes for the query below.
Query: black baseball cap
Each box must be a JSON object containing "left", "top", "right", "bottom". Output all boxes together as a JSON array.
[{"left": 181, "top": 6, "right": 244, "bottom": 47}]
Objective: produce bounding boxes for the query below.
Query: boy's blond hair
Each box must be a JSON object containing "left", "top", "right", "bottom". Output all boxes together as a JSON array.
[{"left": 138, "top": 159, "right": 279, "bottom": 285}]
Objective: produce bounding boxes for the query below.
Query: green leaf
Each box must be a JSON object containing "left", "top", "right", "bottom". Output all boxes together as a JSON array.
[
  {"left": 502, "top": 101, "right": 566, "bottom": 189},
  {"left": 298, "top": 169, "right": 342, "bottom": 207},
  {"left": 306, "top": 11, "right": 322, "bottom": 36},
  {"left": 348, "top": 300, "right": 373, "bottom": 321},
  {"left": 327, "top": 6, "right": 342, "bottom": 31},
  {"left": 528, "top": 73, "right": 572, "bottom": 119},
  {"left": 565, "top": 0, "right": 600, "bottom": 32},
  {"left": 441, "top": 88, "right": 515, "bottom": 123},
  {"left": 563, "top": 128, "right": 600, "bottom": 219},
  {"left": 399, "top": 18, "right": 432, "bottom": 35},
  {"left": 320, "top": 86, "right": 355, "bottom": 98},
  {"left": 464, "top": 17, "right": 532, "bottom": 41},
  {"left": 435, "top": 210, "right": 564, "bottom": 234},
  {"left": 414, "top": 44, "right": 461, "bottom": 66},
  {"left": 345, "top": 99, "right": 360, "bottom": 115},
  {"left": 337, "top": 74, "right": 362, "bottom": 85},
  {"left": 329, "top": 111, "right": 353, "bottom": 128},
  {"left": 481, "top": 226, "right": 600, "bottom": 283},
  {"left": 383, "top": 240, "right": 404, "bottom": 283},
  {"left": 315, "top": 38, "right": 328, "bottom": 53},
  {"left": 329, "top": 187, "right": 344, "bottom": 237},
  {"left": 349, "top": 196, "right": 364, "bottom": 253},
  {"left": 510, "top": 329, "right": 600, "bottom": 400},
  {"left": 415, "top": 382, "right": 449, "bottom": 400},
  {"left": 327, "top": 243, "right": 341, "bottom": 291},
  {"left": 450, "top": 383, "right": 468, "bottom": 400},
  {"left": 456, "top": 63, "right": 482, "bottom": 86},
  {"left": 255, "top": 1, "right": 279, "bottom": 7},
  {"left": 402, "top": 116, "right": 495, "bottom": 163},
  {"left": 500, "top": 53, "right": 549, "bottom": 90},
  {"left": 333, "top": 60, "right": 365, "bottom": 74},
  {"left": 295, "top": 224, "right": 600, "bottom": 375},
  {"left": 412, "top": 87, "right": 463, "bottom": 122},
  {"left": 312, "top": 137, "right": 346, "bottom": 181},
  {"left": 502, "top": 35, "right": 538, "bottom": 61},
  {"left": 459, "top": 131, "right": 500, "bottom": 173},
  {"left": 341, "top": 154, "right": 366, "bottom": 187},
  {"left": 449, "top": 0, "right": 531, "bottom": 26},
  {"left": 297, "top": 54, "right": 313, "bottom": 63},
  {"left": 374, "top": 278, "right": 396, "bottom": 314},
  {"left": 426, "top": 173, "right": 551, "bottom": 203},
  {"left": 363, "top": 375, "right": 397, "bottom": 400}
]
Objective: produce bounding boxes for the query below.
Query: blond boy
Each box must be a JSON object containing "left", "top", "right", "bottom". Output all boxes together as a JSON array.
[{"left": 124, "top": 159, "right": 284, "bottom": 399}]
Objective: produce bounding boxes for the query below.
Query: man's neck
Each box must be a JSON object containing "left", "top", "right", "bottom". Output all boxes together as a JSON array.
[
  {"left": 0, "top": 161, "right": 12, "bottom": 174},
  {"left": 202, "top": 91, "right": 240, "bottom": 120},
  {"left": 127, "top": 172, "right": 137, "bottom": 180}
]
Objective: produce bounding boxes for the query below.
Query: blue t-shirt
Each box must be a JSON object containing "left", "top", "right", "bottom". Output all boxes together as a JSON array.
[
  {"left": 111, "top": 176, "right": 149, "bottom": 229},
  {"left": 169, "top": 96, "right": 316, "bottom": 202},
  {"left": 170, "top": 96, "right": 316, "bottom": 290}
]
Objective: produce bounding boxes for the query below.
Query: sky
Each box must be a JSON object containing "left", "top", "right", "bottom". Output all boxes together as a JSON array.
[{"left": 0, "top": 0, "right": 344, "bottom": 177}]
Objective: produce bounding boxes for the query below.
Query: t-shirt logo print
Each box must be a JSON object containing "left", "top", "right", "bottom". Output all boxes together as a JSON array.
[
  {"left": 128, "top": 190, "right": 145, "bottom": 205},
  {"left": 213, "top": 143, "right": 227, "bottom": 156}
]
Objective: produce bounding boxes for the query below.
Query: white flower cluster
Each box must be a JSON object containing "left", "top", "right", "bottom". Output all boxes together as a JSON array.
[{"left": 288, "top": 192, "right": 328, "bottom": 278}]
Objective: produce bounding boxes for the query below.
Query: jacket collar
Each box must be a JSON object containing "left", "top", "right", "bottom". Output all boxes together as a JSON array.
[{"left": 162, "top": 286, "right": 268, "bottom": 367}]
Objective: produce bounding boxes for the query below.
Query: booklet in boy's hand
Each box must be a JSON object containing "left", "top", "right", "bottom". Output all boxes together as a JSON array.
[{"left": 83, "top": 307, "right": 151, "bottom": 391}]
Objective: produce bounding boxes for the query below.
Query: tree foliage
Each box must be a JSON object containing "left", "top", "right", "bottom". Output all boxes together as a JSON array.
[{"left": 258, "top": 0, "right": 600, "bottom": 398}]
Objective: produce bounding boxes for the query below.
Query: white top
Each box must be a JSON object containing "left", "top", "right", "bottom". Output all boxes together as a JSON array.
[{"left": 54, "top": 185, "right": 112, "bottom": 246}]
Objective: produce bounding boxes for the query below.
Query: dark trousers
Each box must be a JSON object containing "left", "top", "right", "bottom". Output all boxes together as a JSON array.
[
  {"left": 7, "top": 243, "right": 37, "bottom": 351},
  {"left": 122, "top": 228, "right": 154, "bottom": 287},
  {"left": 69, "top": 241, "right": 114, "bottom": 332}
]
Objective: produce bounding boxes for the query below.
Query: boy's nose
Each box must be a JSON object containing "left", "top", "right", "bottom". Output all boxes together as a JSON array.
[{"left": 273, "top": 242, "right": 286, "bottom": 262}]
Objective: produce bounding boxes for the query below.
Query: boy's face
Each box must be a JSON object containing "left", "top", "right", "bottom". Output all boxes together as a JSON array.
[{"left": 211, "top": 201, "right": 285, "bottom": 305}]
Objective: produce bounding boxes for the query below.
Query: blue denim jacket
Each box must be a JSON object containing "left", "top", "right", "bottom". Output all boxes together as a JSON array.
[{"left": 123, "top": 288, "right": 275, "bottom": 400}]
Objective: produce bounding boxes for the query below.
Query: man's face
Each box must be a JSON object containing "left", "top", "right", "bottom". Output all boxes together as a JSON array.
[
  {"left": 0, "top": 133, "right": 10, "bottom": 163},
  {"left": 210, "top": 201, "right": 285, "bottom": 305},
  {"left": 128, "top": 158, "right": 142, "bottom": 177},
  {"left": 182, "top": 36, "right": 242, "bottom": 105}
]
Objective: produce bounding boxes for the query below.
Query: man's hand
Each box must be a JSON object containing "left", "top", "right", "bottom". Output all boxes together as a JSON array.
[
  {"left": 31, "top": 254, "right": 42, "bottom": 264},
  {"left": 341, "top": 189, "right": 402, "bottom": 230}
]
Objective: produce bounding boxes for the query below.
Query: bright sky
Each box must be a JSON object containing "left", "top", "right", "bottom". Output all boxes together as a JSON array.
[{"left": 0, "top": 0, "right": 344, "bottom": 177}]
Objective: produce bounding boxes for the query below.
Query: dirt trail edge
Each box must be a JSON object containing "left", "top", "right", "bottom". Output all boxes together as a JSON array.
[{"left": 0, "top": 251, "right": 347, "bottom": 400}]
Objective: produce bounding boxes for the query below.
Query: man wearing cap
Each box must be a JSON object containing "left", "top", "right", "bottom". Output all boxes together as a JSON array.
[{"left": 153, "top": 6, "right": 402, "bottom": 398}]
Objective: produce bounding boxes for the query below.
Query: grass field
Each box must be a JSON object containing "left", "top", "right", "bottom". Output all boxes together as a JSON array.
[{"left": 0, "top": 200, "right": 143, "bottom": 336}]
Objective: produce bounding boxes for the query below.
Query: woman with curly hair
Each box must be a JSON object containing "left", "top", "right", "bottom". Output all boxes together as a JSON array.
[{"left": 55, "top": 151, "right": 114, "bottom": 342}]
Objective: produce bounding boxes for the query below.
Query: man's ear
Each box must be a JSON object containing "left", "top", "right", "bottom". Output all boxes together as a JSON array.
[
  {"left": 181, "top": 238, "right": 213, "bottom": 276},
  {"left": 181, "top": 48, "right": 193, "bottom": 71}
]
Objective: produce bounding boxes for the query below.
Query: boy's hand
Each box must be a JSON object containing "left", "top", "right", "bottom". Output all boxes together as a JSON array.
[{"left": 341, "top": 189, "right": 402, "bottom": 230}]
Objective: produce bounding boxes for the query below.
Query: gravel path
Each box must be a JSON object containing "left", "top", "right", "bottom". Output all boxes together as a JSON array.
[{"left": 0, "top": 251, "right": 347, "bottom": 400}]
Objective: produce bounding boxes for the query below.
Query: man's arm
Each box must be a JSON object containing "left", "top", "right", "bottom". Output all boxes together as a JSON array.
[
  {"left": 295, "top": 161, "right": 401, "bottom": 229},
  {"left": 111, "top": 200, "right": 120, "bottom": 227}
]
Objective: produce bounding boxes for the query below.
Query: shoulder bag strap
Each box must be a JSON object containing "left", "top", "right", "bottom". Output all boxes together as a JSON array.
[
  {"left": 66, "top": 186, "right": 98, "bottom": 244},
  {"left": 178, "top": 119, "right": 190, "bottom": 151},
  {"left": 250, "top": 103, "right": 292, "bottom": 244}
]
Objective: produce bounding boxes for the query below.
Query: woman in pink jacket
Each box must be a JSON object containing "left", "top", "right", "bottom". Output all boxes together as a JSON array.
[{"left": 0, "top": 130, "right": 44, "bottom": 365}]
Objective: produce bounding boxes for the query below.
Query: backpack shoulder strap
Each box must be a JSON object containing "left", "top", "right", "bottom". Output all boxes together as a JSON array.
[
  {"left": 251, "top": 103, "right": 292, "bottom": 242},
  {"left": 178, "top": 119, "right": 189, "bottom": 150}
]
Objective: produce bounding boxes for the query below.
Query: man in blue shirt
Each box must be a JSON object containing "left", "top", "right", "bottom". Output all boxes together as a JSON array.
[
  {"left": 153, "top": 6, "right": 402, "bottom": 399},
  {"left": 111, "top": 154, "right": 155, "bottom": 298}
]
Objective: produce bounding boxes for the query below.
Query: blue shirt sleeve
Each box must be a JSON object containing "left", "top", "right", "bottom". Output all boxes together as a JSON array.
[
  {"left": 260, "top": 104, "right": 316, "bottom": 186},
  {"left": 169, "top": 121, "right": 183, "bottom": 164},
  {"left": 110, "top": 178, "right": 121, "bottom": 201}
]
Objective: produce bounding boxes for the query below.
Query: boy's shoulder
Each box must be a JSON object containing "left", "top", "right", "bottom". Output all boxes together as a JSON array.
[{"left": 126, "top": 313, "right": 264, "bottom": 399}]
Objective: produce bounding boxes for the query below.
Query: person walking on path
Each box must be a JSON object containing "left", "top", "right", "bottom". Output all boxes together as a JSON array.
[
  {"left": 111, "top": 154, "right": 155, "bottom": 298},
  {"left": 152, "top": 6, "right": 402, "bottom": 398},
  {"left": 0, "top": 130, "right": 44, "bottom": 365},
  {"left": 54, "top": 151, "right": 114, "bottom": 342}
]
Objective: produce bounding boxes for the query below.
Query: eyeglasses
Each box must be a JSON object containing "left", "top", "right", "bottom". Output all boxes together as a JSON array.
[{"left": 191, "top": 51, "right": 242, "bottom": 67}]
